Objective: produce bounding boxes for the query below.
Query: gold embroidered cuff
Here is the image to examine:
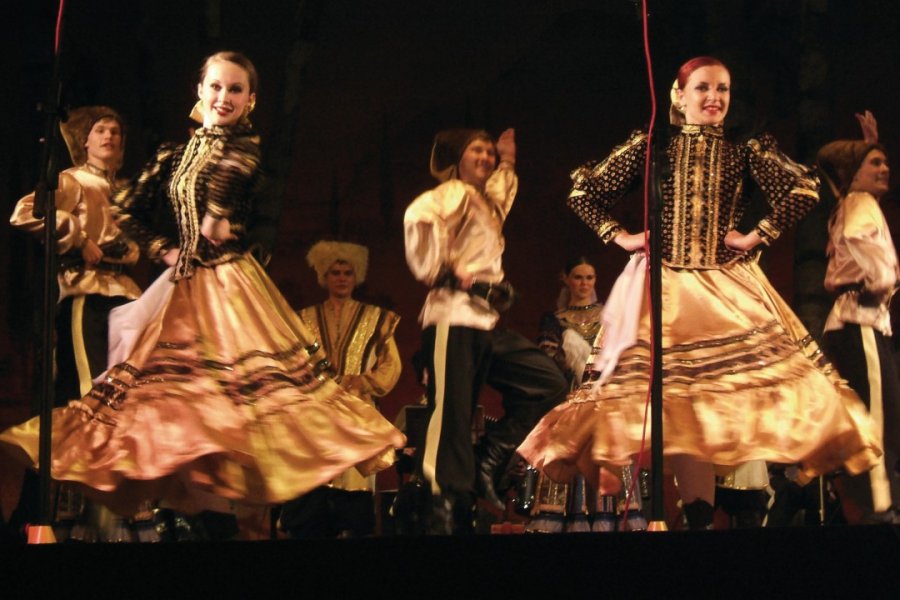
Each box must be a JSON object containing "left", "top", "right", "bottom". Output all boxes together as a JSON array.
[
  {"left": 756, "top": 219, "right": 780, "bottom": 245},
  {"left": 791, "top": 186, "right": 819, "bottom": 201},
  {"left": 148, "top": 236, "right": 171, "bottom": 261},
  {"left": 206, "top": 201, "right": 233, "bottom": 220},
  {"left": 597, "top": 221, "right": 623, "bottom": 244}
]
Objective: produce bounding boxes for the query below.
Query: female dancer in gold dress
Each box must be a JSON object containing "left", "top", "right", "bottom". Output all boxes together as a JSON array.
[
  {"left": 0, "top": 52, "right": 405, "bottom": 518},
  {"left": 518, "top": 56, "right": 879, "bottom": 529}
]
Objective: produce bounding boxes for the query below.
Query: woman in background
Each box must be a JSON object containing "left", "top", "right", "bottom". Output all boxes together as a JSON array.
[{"left": 523, "top": 257, "right": 645, "bottom": 532}]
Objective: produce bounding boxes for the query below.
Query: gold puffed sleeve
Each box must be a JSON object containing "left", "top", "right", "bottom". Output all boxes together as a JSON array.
[
  {"left": 404, "top": 180, "right": 468, "bottom": 286},
  {"left": 746, "top": 134, "right": 820, "bottom": 245},
  {"left": 10, "top": 171, "right": 87, "bottom": 254},
  {"left": 568, "top": 130, "right": 647, "bottom": 244},
  {"left": 839, "top": 192, "right": 898, "bottom": 295},
  {"left": 483, "top": 162, "right": 518, "bottom": 223}
]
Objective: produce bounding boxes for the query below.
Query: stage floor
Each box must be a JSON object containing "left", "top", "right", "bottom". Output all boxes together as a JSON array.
[{"left": 2, "top": 525, "right": 899, "bottom": 599}]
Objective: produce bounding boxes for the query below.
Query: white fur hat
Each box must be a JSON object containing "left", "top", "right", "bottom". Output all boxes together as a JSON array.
[{"left": 306, "top": 241, "right": 369, "bottom": 286}]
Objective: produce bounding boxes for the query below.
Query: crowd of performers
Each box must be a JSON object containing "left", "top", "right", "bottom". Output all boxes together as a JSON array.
[{"left": 1, "top": 51, "right": 898, "bottom": 541}]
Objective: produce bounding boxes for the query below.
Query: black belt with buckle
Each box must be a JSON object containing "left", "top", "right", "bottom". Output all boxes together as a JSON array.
[
  {"left": 834, "top": 282, "right": 880, "bottom": 308},
  {"left": 59, "top": 238, "right": 132, "bottom": 274},
  {"left": 434, "top": 271, "right": 516, "bottom": 312},
  {"left": 58, "top": 257, "right": 126, "bottom": 274}
]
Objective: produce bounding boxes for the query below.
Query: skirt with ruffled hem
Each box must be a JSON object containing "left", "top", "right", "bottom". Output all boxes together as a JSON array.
[
  {"left": 0, "top": 255, "right": 405, "bottom": 515},
  {"left": 517, "top": 260, "right": 881, "bottom": 486}
]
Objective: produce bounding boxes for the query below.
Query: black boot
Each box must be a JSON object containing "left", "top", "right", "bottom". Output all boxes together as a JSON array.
[
  {"left": 513, "top": 465, "right": 538, "bottom": 516},
  {"left": 683, "top": 499, "right": 715, "bottom": 530},
  {"left": 474, "top": 438, "right": 516, "bottom": 511},
  {"left": 392, "top": 479, "right": 430, "bottom": 535},
  {"left": 428, "top": 492, "right": 474, "bottom": 535}
]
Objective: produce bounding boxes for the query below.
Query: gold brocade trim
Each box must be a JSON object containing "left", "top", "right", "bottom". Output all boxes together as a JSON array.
[
  {"left": 671, "top": 134, "right": 687, "bottom": 265},
  {"left": 556, "top": 304, "right": 604, "bottom": 342},
  {"left": 667, "top": 320, "right": 781, "bottom": 354},
  {"left": 205, "top": 199, "right": 232, "bottom": 219},
  {"left": 147, "top": 236, "right": 170, "bottom": 261},
  {"left": 671, "top": 131, "right": 734, "bottom": 267},
  {"left": 299, "top": 307, "right": 322, "bottom": 352},
  {"left": 688, "top": 134, "right": 707, "bottom": 263},
  {"left": 757, "top": 218, "right": 781, "bottom": 243},
  {"left": 302, "top": 302, "right": 397, "bottom": 382},
  {"left": 791, "top": 187, "right": 819, "bottom": 199},
  {"left": 344, "top": 305, "right": 382, "bottom": 376},
  {"left": 88, "top": 340, "right": 328, "bottom": 414},
  {"left": 91, "top": 362, "right": 142, "bottom": 412},
  {"left": 168, "top": 134, "right": 216, "bottom": 279},
  {"left": 681, "top": 124, "right": 725, "bottom": 137},
  {"left": 596, "top": 220, "right": 623, "bottom": 244},
  {"left": 578, "top": 321, "right": 817, "bottom": 395},
  {"left": 706, "top": 136, "right": 722, "bottom": 262}
]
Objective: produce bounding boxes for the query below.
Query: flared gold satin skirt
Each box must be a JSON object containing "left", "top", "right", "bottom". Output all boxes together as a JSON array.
[
  {"left": 0, "top": 255, "right": 405, "bottom": 514},
  {"left": 518, "top": 260, "right": 880, "bottom": 485}
]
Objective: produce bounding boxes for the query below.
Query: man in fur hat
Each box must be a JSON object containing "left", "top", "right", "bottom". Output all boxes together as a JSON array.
[
  {"left": 279, "top": 241, "right": 401, "bottom": 538},
  {"left": 8, "top": 106, "right": 142, "bottom": 540},
  {"left": 404, "top": 128, "right": 567, "bottom": 534}
]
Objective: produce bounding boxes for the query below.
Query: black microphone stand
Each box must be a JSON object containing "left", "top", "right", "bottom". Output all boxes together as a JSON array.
[
  {"left": 646, "top": 119, "right": 670, "bottom": 531},
  {"left": 639, "top": 0, "right": 671, "bottom": 532},
  {"left": 27, "top": 25, "right": 67, "bottom": 545}
]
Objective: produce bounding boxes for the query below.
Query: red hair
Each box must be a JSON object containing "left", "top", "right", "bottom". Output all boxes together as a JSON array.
[{"left": 676, "top": 56, "right": 727, "bottom": 89}]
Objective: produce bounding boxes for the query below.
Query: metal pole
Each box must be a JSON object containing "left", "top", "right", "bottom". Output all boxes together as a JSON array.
[
  {"left": 28, "top": 14, "right": 66, "bottom": 542},
  {"left": 647, "top": 133, "right": 667, "bottom": 530}
]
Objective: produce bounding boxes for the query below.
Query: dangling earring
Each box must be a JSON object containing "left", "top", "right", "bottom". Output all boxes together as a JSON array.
[{"left": 242, "top": 101, "right": 256, "bottom": 119}]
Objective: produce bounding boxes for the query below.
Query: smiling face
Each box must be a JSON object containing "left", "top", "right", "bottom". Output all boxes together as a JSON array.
[
  {"left": 678, "top": 65, "right": 731, "bottom": 126},
  {"left": 457, "top": 136, "right": 497, "bottom": 188},
  {"left": 324, "top": 260, "right": 357, "bottom": 300},
  {"left": 83, "top": 117, "right": 123, "bottom": 169},
  {"left": 850, "top": 149, "right": 890, "bottom": 199},
  {"left": 564, "top": 263, "right": 597, "bottom": 306},
  {"left": 197, "top": 59, "right": 256, "bottom": 127}
]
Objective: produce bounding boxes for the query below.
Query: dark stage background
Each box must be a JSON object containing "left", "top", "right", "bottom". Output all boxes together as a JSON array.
[{"left": 2, "top": 0, "right": 900, "bottom": 494}]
